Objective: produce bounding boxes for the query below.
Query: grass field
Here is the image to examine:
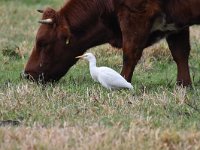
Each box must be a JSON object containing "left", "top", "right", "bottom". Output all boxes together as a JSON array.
[{"left": 0, "top": 0, "right": 200, "bottom": 149}]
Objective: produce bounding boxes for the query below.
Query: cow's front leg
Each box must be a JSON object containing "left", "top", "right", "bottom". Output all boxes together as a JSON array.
[
  {"left": 117, "top": 0, "right": 160, "bottom": 82},
  {"left": 119, "top": 20, "right": 151, "bottom": 82},
  {"left": 166, "top": 28, "right": 191, "bottom": 86},
  {"left": 121, "top": 43, "right": 143, "bottom": 82}
]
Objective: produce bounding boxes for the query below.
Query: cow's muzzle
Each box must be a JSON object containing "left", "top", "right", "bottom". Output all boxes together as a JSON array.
[
  {"left": 20, "top": 70, "right": 47, "bottom": 84},
  {"left": 20, "top": 70, "right": 30, "bottom": 79}
]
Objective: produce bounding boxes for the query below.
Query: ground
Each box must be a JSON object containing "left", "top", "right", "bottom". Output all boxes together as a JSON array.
[{"left": 0, "top": 0, "right": 200, "bottom": 149}]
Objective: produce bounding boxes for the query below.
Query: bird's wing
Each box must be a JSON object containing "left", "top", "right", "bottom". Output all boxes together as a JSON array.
[
  {"left": 98, "top": 67, "right": 122, "bottom": 79},
  {"left": 97, "top": 67, "right": 132, "bottom": 89}
]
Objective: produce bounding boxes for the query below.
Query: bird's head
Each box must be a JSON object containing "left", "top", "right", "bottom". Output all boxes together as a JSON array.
[{"left": 76, "top": 53, "right": 96, "bottom": 62}]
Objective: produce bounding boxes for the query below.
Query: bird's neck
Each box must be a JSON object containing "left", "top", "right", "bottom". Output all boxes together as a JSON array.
[{"left": 89, "top": 59, "right": 97, "bottom": 69}]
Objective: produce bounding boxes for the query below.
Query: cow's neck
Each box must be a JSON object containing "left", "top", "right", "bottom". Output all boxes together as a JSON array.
[{"left": 60, "top": 0, "right": 116, "bottom": 52}]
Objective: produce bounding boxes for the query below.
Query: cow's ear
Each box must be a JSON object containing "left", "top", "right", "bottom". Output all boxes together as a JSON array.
[
  {"left": 62, "top": 26, "right": 71, "bottom": 45},
  {"left": 66, "top": 38, "right": 70, "bottom": 45}
]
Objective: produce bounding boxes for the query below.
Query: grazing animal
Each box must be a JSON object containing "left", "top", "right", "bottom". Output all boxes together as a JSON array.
[
  {"left": 23, "top": 0, "right": 200, "bottom": 86},
  {"left": 76, "top": 53, "right": 133, "bottom": 90}
]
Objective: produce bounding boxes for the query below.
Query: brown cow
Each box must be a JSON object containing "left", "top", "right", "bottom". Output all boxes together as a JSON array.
[{"left": 23, "top": 0, "right": 200, "bottom": 86}]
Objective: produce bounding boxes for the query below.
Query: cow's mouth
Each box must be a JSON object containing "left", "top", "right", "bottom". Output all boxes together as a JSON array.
[
  {"left": 21, "top": 70, "right": 62, "bottom": 84},
  {"left": 21, "top": 71, "right": 46, "bottom": 83}
]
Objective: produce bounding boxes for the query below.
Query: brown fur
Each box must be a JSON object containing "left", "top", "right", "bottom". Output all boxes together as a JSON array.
[{"left": 24, "top": 0, "right": 200, "bottom": 85}]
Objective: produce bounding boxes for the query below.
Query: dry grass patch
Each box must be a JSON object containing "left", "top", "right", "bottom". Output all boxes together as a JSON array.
[
  {"left": 0, "top": 123, "right": 200, "bottom": 150},
  {"left": 0, "top": 1, "right": 200, "bottom": 150}
]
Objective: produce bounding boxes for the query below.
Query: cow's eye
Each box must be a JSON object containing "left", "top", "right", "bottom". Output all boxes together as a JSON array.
[{"left": 37, "top": 41, "right": 48, "bottom": 48}]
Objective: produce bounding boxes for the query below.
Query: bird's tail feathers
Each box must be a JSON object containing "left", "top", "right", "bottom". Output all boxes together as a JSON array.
[{"left": 127, "top": 82, "right": 133, "bottom": 89}]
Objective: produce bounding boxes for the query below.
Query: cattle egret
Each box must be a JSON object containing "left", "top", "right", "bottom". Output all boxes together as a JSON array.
[{"left": 76, "top": 53, "right": 133, "bottom": 90}]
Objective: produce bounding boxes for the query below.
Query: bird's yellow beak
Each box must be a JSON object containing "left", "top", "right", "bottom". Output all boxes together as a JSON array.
[{"left": 76, "top": 55, "right": 84, "bottom": 59}]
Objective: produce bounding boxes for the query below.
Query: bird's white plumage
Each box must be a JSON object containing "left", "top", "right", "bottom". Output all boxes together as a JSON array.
[{"left": 76, "top": 53, "right": 133, "bottom": 90}]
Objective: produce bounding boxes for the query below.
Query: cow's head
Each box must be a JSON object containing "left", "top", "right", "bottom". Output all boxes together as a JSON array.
[{"left": 23, "top": 8, "right": 82, "bottom": 83}]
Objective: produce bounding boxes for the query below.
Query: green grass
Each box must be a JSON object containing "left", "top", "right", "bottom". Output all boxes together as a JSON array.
[{"left": 0, "top": 0, "right": 200, "bottom": 149}]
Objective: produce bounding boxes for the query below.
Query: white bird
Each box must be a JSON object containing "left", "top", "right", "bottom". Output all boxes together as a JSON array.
[{"left": 76, "top": 53, "right": 133, "bottom": 90}]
